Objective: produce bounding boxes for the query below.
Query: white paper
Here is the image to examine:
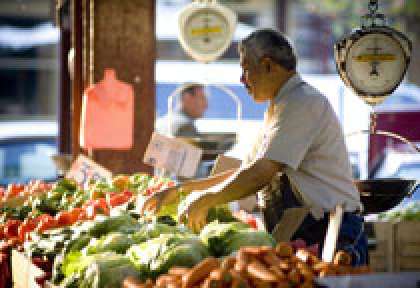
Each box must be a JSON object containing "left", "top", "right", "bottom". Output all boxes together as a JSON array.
[{"left": 143, "top": 133, "right": 203, "bottom": 178}]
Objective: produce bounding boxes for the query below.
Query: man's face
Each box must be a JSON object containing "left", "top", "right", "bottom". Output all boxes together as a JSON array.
[
  {"left": 240, "top": 51, "right": 269, "bottom": 103},
  {"left": 182, "top": 87, "right": 208, "bottom": 119}
]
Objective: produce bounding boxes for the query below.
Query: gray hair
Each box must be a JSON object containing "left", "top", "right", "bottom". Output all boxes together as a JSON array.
[{"left": 238, "top": 29, "right": 297, "bottom": 71}]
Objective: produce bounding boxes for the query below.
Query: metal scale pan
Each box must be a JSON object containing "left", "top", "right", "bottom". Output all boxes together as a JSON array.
[{"left": 348, "top": 129, "right": 420, "bottom": 215}]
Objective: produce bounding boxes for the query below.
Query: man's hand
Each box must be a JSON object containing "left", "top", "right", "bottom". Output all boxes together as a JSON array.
[
  {"left": 139, "top": 186, "right": 179, "bottom": 215},
  {"left": 178, "top": 191, "right": 213, "bottom": 233}
]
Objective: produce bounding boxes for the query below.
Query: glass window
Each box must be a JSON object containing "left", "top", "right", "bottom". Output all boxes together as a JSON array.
[{"left": 0, "top": 138, "right": 57, "bottom": 185}]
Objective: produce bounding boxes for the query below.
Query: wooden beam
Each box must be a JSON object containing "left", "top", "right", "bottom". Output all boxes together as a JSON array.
[
  {"left": 71, "top": 0, "right": 83, "bottom": 158},
  {"left": 57, "top": 0, "right": 71, "bottom": 154},
  {"left": 90, "top": 0, "right": 155, "bottom": 174}
]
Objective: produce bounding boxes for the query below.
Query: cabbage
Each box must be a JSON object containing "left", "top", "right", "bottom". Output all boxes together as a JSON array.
[
  {"left": 87, "top": 214, "right": 139, "bottom": 238},
  {"left": 206, "top": 205, "right": 236, "bottom": 223},
  {"left": 86, "top": 232, "right": 134, "bottom": 255},
  {"left": 61, "top": 252, "right": 141, "bottom": 288},
  {"left": 80, "top": 254, "right": 141, "bottom": 288},
  {"left": 131, "top": 222, "right": 189, "bottom": 243},
  {"left": 200, "top": 221, "right": 275, "bottom": 256},
  {"left": 128, "top": 234, "right": 209, "bottom": 277}
]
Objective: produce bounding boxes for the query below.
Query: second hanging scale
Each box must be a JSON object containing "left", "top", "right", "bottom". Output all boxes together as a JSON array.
[{"left": 334, "top": 0, "right": 419, "bottom": 214}]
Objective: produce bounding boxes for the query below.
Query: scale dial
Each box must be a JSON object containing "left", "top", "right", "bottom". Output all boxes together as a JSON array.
[
  {"left": 335, "top": 27, "right": 412, "bottom": 106},
  {"left": 347, "top": 33, "right": 405, "bottom": 99},
  {"left": 178, "top": 1, "right": 236, "bottom": 63},
  {"left": 184, "top": 9, "right": 230, "bottom": 55}
]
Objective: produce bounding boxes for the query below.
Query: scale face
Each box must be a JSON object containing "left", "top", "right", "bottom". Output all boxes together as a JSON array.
[
  {"left": 178, "top": 1, "right": 237, "bottom": 63},
  {"left": 347, "top": 32, "right": 406, "bottom": 95},
  {"left": 335, "top": 27, "right": 412, "bottom": 105},
  {"left": 184, "top": 9, "right": 229, "bottom": 54}
]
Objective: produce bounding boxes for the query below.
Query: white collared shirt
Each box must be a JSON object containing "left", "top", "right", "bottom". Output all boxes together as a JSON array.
[{"left": 245, "top": 73, "right": 362, "bottom": 219}]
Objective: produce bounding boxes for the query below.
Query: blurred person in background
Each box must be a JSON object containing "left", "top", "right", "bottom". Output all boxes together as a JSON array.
[{"left": 157, "top": 83, "right": 208, "bottom": 137}]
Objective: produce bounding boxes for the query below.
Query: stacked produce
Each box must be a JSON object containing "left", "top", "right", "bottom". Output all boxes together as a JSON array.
[
  {"left": 0, "top": 173, "right": 374, "bottom": 288},
  {"left": 378, "top": 201, "right": 420, "bottom": 221},
  {"left": 0, "top": 174, "right": 175, "bottom": 287},
  {"left": 0, "top": 174, "right": 174, "bottom": 243},
  {"left": 123, "top": 243, "right": 370, "bottom": 288}
]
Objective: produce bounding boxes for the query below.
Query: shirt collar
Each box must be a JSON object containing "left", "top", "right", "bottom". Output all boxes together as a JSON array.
[{"left": 271, "top": 73, "right": 303, "bottom": 105}]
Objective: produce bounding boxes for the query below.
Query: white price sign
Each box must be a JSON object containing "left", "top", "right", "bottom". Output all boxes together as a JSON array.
[{"left": 143, "top": 133, "right": 203, "bottom": 178}]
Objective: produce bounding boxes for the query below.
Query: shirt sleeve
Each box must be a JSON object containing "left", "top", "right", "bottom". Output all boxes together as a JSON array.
[{"left": 258, "top": 93, "right": 326, "bottom": 170}]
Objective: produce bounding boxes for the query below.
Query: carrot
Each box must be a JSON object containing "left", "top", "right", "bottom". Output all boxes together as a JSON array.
[
  {"left": 182, "top": 257, "right": 220, "bottom": 288},
  {"left": 246, "top": 260, "right": 277, "bottom": 282},
  {"left": 156, "top": 275, "right": 178, "bottom": 287},
  {"left": 299, "top": 268, "right": 314, "bottom": 283},
  {"left": 278, "top": 259, "right": 291, "bottom": 272},
  {"left": 250, "top": 278, "right": 272, "bottom": 288},
  {"left": 234, "top": 250, "right": 249, "bottom": 273},
  {"left": 287, "top": 269, "right": 301, "bottom": 285},
  {"left": 168, "top": 267, "right": 191, "bottom": 276},
  {"left": 333, "top": 251, "right": 352, "bottom": 266},
  {"left": 276, "top": 281, "right": 292, "bottom": 288},
  {"left": 242, "top": 246, "right": 272, "bottom": 256},
  {"left": 166, "top": 279, "right": 182, "bottom": 288},
  {"left": 269, "top": 266, "right": 286, "bottom": 280},
  {"left": 144, "top": 279, "right": 154, "bottom": 288},
  {"left": 262, "top": 251, "right": 282, "bottom": 267},
  {"left": 275, "top": 243, "right": 293, "bottom": 258},
  {"left": 200, "top": 277, "right": 222, "bottom": 288},
  {"left": 221, "top": 256, "right": 236, "bottom": 271},
  {"left": 299, "top": 281, "right": 314, "bottom": 288},
  {"left": 230, "top": 270, "right": 250, "bottom": 288},
  {"left": 210, "top": 268, "right": 232, "bottom": 284},
  {"left": 123, "top": 276, "right": 145, "bottom": 288}
]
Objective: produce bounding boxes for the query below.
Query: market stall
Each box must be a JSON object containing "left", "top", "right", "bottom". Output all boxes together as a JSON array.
[{"left": 1, "top": 0, "right": 420, "bottom": 287}]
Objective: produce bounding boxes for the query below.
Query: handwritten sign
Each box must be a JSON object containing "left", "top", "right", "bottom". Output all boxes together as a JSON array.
[
  {"left": 143, "top": 133, "right": 203, "bottom": 178},
  {"left": 66, "top": 154, "right": 112, "bottom": 187}
]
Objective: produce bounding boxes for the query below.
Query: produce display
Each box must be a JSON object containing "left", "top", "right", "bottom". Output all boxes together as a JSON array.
[
  {"left": 378, "top": 201, "right": 420, "bottom": 221},
  {"left": 122, "top": 243, "right": 371, "bottom": 288},
  {"left": 0, "top": 173, "right": 373, "bottom": 288}
]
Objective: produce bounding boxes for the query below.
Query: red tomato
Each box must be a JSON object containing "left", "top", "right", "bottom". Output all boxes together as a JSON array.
[
  {"left": 3, "top": 220, "right": 21, "bottom": 239},
  {"left": 0, "top": 224, "right": 4, "bottom": 240},
  {"left": 55, "top": 211, "right": 74, "bottom": 227},
  {"left": 6, "top": 183, "right": 24, "bottom": 197},
  {"left": 36, "top": 215, "right": 57, "bottom": 233},
  {"left": 109, "top": 194, "right": 130, "bottom": 208},
  {"left": 123, "top": 190, "right": 133, "bottom": 198},
  {"left": 246, "top": 217, "right": 257, "bottom": 230},
  {"left": 77, "top": 209, "right": 87, "bottom": 221},
  {"left": 94, "top": 198, "right": 110, "bottom": 215},
  {"left": 18, "top": 218, "right": 38, "bottom": 242},
  {"left": 69, "top": 208, "right": 83, "bottom": 221},
  {"left": 166, "top": 181, "right": 175, "bottom": 187}
]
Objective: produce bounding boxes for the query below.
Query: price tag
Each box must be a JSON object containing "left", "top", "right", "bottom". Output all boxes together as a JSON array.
[
  {"left": 66, "top": 154, "right": 112, "bottom": 186},
  {"left": 143, "top": 133, "right": 203, "bottom": 178}
]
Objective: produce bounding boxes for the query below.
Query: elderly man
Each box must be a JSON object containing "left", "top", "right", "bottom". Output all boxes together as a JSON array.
[
  {"left": 158, "top": 83, "right": 208, "bottom": 137},
  {"left": 143, "top": 29, "right": 367, "bottom": 265}
]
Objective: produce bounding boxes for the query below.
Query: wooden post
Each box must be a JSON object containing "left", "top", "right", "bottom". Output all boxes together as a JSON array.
[
  {"left": 57, "top": 0, "right": 71, "bottom": 154},
  {"left": 89, "top": 0, "right": 155, "bottom": 174},
  {"left": 71, "top": 0, "right": 83, "bottom": 158}
]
